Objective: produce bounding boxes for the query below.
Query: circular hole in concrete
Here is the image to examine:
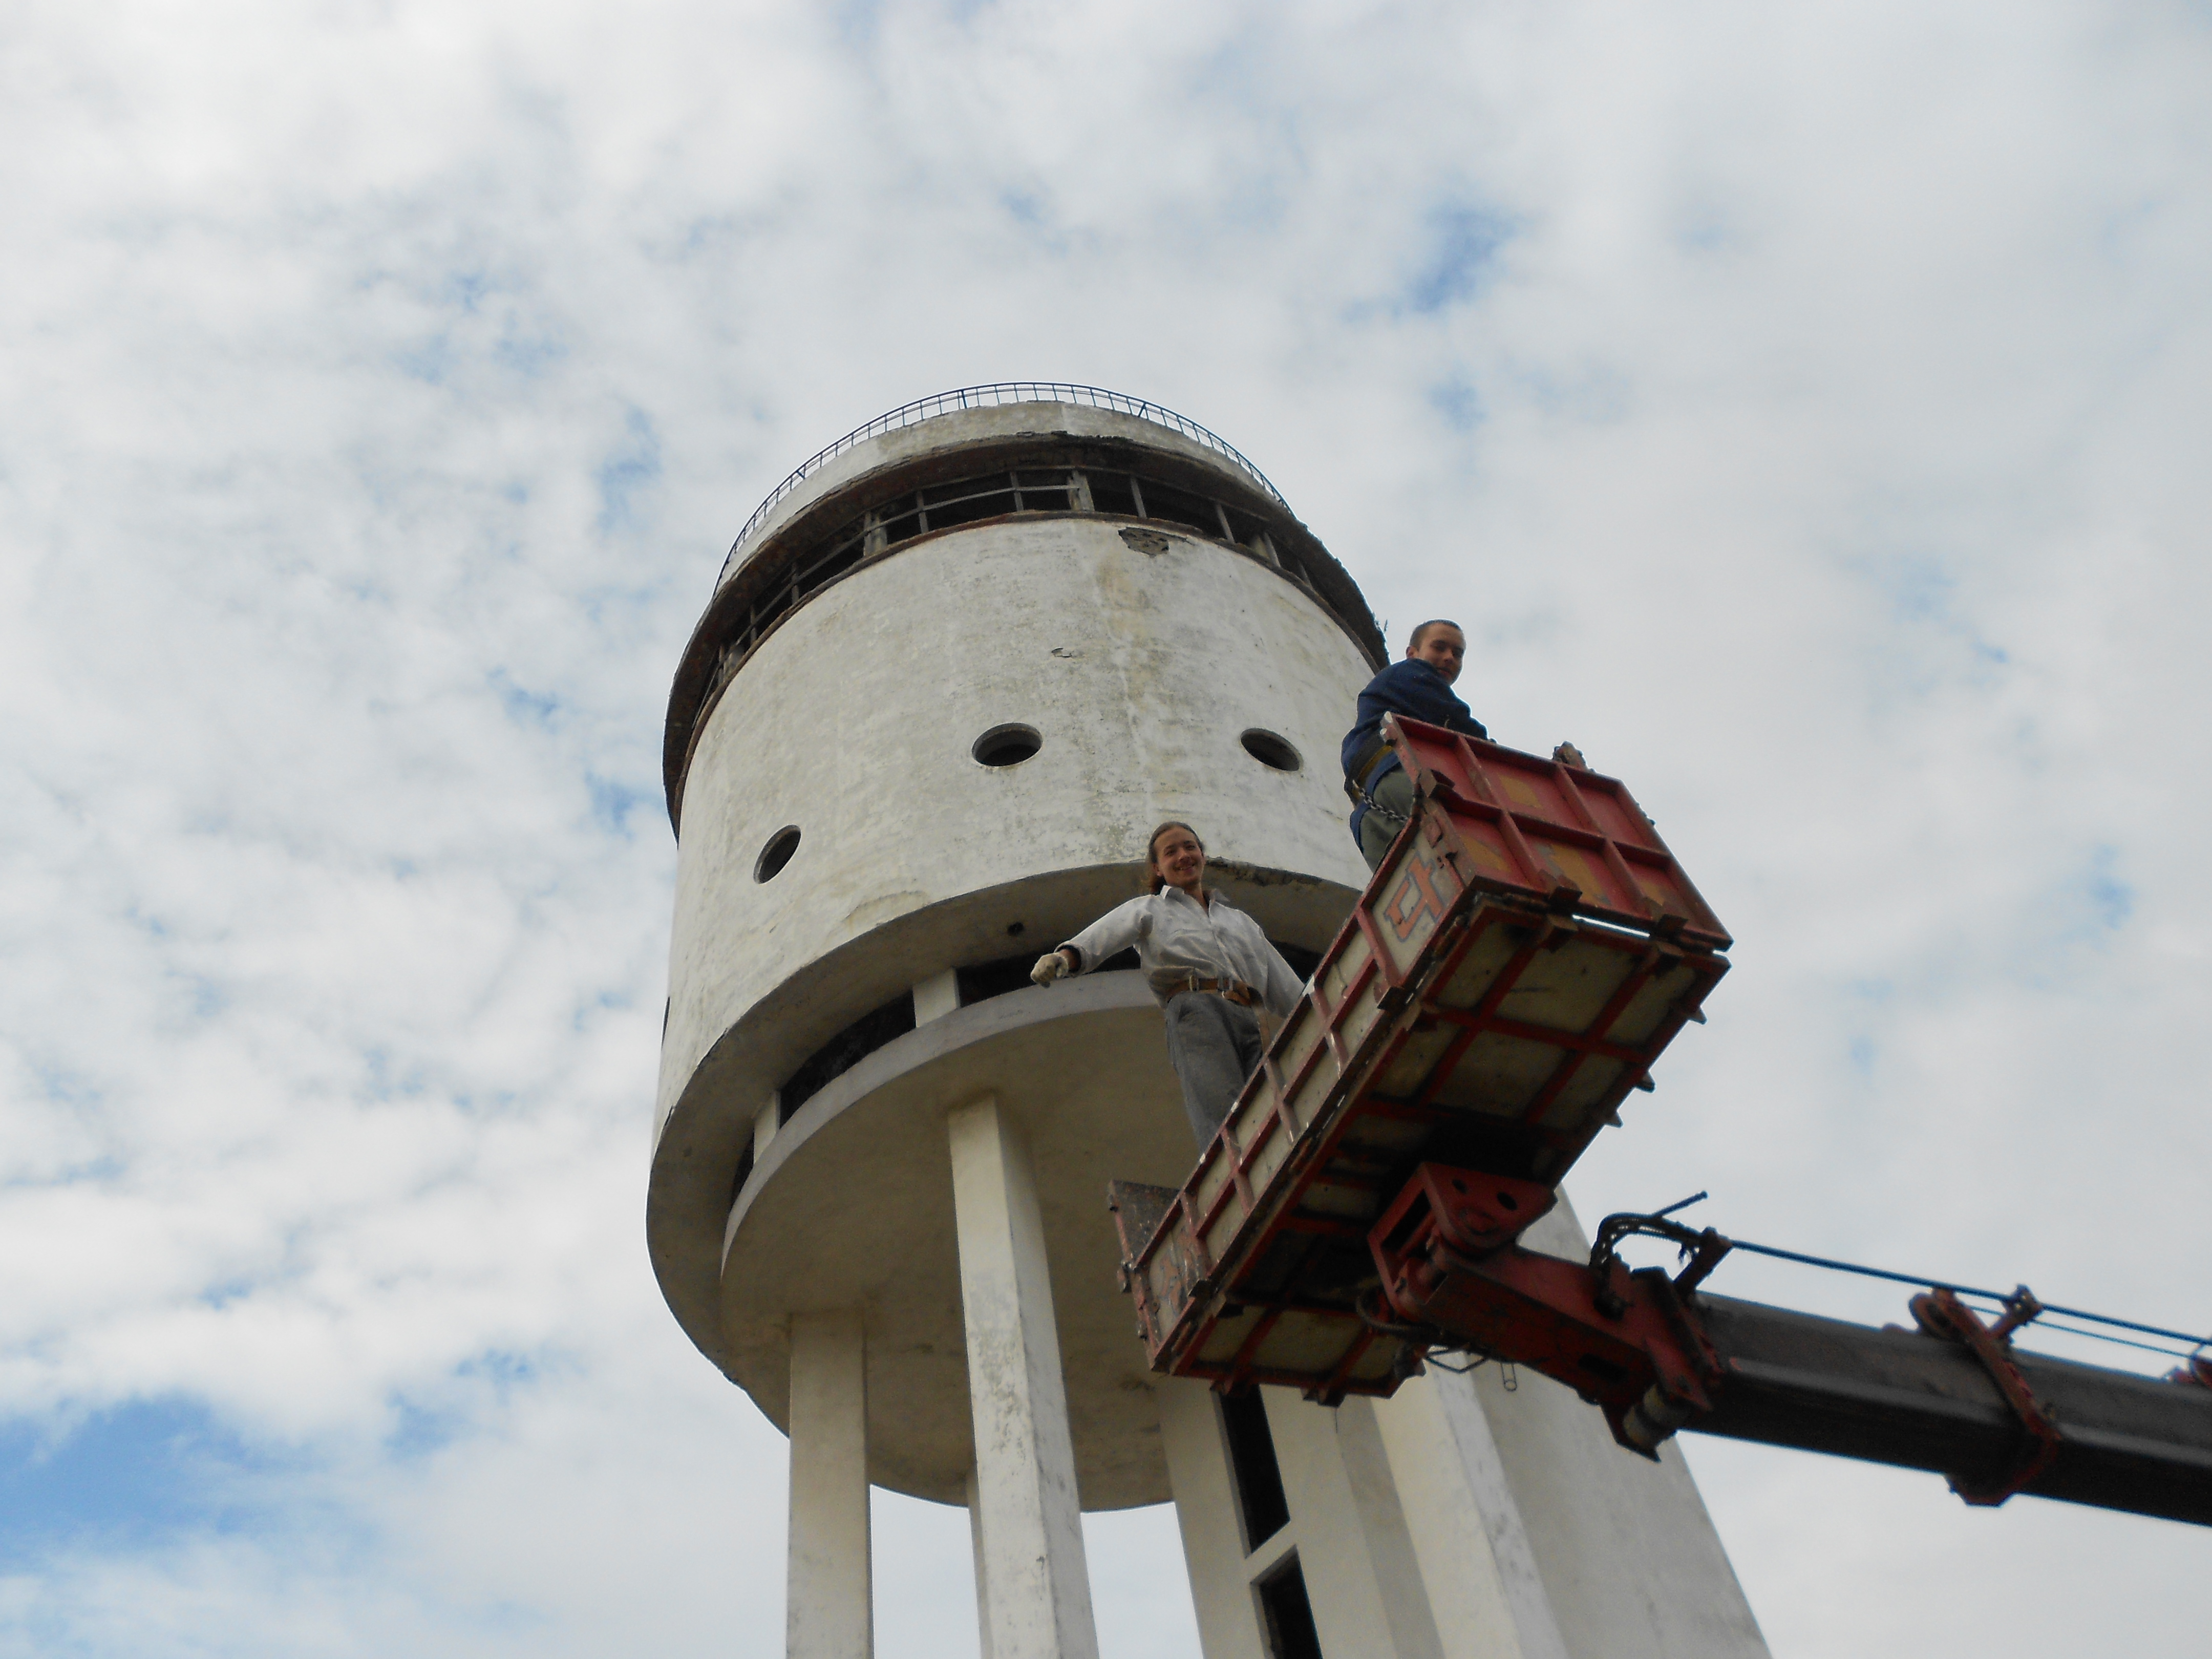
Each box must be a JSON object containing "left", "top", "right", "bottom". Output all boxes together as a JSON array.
[
  {"left": 973, "top": 724, "right": 1043, "bottom": 768},
  {"left": 1240, "top": 729, "right": 1302, "bottom": 772},
  {"left": 753, "top": 825, "right": 801, "bottom": 883}
]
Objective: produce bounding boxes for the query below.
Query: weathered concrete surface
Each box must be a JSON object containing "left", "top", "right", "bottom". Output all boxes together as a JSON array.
[
  {"left": 660, "top": 514, "right": 1373, "bottom": 1133},
  {"left": 1422, "top": 1197, "right": 1772, "bottom": 1659},
  {"left": 1372, "top": 1370, "right": 1569, "bottom": 1659},
  {"left": 786, "top": 1309, "right": 872, "bottom": 1659},
  {"left": 649, "top": 505, "right": 1378, "bottom": 1472},
  {"left": 1264, "top": 1389, "right": 1447, "bottom": 1659},
  {"left": 714, "top": 974, "right": 1189, "bottom": 1508},
  {"left": 949, "top": 1096, "right": 1099, "bottom": 1659},
  {"left": 1153, "top": 1341, "right": 1763, "bottom": 1659},
  {"left": 1155, "top": 1380, "right": 1268, "bottom": 1659},
  {"left": 651, "top": 864, "right": 1358, "bottom": 1398},
  {"left": 965, "top": 1467, "right": 996, "bottom": 1659}
]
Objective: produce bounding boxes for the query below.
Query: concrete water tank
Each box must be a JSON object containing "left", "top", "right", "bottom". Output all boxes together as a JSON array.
[{"left": 650, "top": 388, "right": 1379, "bottom": 1648}]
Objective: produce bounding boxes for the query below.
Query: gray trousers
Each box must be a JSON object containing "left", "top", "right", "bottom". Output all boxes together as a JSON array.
[
  {"left": 1357, "top": 765, "right": 1418, "bottom": 870},
  {"left": 1162, "top": 990, "right": 1264, "bottom": 1145}
]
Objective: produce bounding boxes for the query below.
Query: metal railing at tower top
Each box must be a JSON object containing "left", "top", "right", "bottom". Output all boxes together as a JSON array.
[{"left": 719, "top": 384, "right": 1290, "bottom": 582}]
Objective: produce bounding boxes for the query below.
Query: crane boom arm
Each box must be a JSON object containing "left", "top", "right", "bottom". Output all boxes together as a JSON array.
[
  {"left": 1367, "top": 1163, "right": 2212, "bottom": 1527},
  {"left": 1692, "top": 1293, "right": 2212, "bottom": 1524}
]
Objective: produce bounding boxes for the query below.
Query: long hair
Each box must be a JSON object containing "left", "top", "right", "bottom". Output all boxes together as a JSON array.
[{"left": 1145, "top": 820, "right": 1203, "bottom": 894}]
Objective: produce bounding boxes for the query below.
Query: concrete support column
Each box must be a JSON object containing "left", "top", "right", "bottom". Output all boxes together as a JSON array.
[
  {"left": 1156, "top": 1379, "right": 1267, "bottom": 1659},
  {"left": 754, "top": 1089, "right": 784, "bottom": 1162},
  {"left": 1461, "top": 1199, "right": 1770, "bottom": 1658},
  {"left": 1263, "top": 1390, "right": 1446, "bottom": 1659},
  {"left": 787, "top": 1309, "right": 872, "bottom": 1659},
  {"left": 966, "top": 1466, "right": 996, "bottom": 1659},
  {"left": 914, "top": 968, "right": 962, "bottom": 1025},
  {"left": 947, "top": 1094, "right": 1099, "bottom": 1659},
  {"left": 1373, "top": 1370, "right": 1568, "bottom": 1659}
]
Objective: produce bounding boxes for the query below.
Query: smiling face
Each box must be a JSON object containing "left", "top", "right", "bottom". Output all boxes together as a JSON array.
[
  {"left": 1149, "top": 824, "right": 1207, "bottom": 896},
  {"left": 1408, "top": 622, "right": 1466, "bottom": 684}
]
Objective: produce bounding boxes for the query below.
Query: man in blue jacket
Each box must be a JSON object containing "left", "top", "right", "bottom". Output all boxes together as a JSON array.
[{"left": 1341, "top": 619, "right": 1487, "bottom": 868}]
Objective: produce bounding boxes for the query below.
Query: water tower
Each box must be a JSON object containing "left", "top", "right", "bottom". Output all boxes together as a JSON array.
[{"left": 648, "top": 387, "right": 1768, "bottom": 1658}]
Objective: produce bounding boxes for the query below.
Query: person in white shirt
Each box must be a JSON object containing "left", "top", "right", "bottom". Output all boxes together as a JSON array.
[{"left": 1031, "top": 820, "right": 1305, "bottom": 1145}]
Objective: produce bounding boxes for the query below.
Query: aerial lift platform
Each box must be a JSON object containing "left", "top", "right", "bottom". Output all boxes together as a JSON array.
[{"left": 1111, "top": 717, "right": 2212, "bottom": 1527}]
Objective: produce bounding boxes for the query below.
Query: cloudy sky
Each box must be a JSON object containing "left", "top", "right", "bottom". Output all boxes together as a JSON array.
[{"left": 4, "top": 1, "right": 2209, "bottom": 1653}]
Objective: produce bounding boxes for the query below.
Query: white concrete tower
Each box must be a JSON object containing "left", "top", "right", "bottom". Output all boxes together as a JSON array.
[{"left": 649, "top": 387, "right": 1769, "bottom": 1659}]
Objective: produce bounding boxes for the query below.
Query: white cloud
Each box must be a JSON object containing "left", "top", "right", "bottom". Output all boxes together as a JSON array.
[{"left": 3, "top": 0, "right": 2208, "bottom": 1653}]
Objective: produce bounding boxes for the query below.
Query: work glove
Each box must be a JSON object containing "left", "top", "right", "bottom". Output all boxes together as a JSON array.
[{"left": 1030, "top": 952, "right": 1071, "bottom": 987}]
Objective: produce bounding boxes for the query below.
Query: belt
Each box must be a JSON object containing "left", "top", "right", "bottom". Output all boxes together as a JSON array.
[
  {"left": 1343, "top": 737, "right": 1397, "bottom": 805},
  {"left": 1168, "top": 972, "right": 1258, "bottom": 1007}
]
